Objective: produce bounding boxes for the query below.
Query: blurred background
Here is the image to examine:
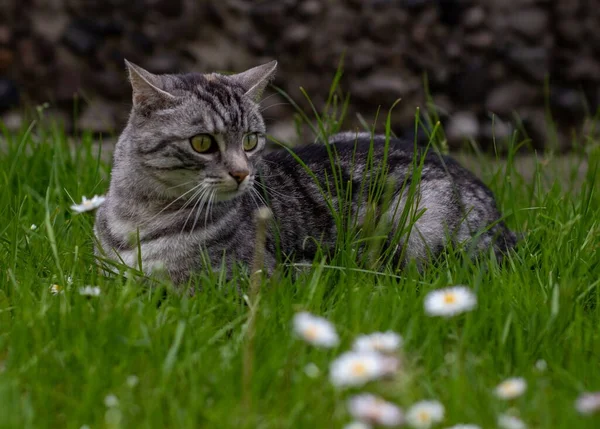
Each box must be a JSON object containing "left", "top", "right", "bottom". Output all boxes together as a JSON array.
[{"left": 0, "top": 0, "right": 599, "bottom": 151}]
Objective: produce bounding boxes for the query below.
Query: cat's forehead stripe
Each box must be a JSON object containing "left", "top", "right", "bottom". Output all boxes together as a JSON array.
[{"left": 172, "top": 72, "right": 249, "bottom": 130}]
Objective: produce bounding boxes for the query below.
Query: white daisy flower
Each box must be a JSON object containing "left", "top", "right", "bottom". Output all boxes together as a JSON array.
[
  {"left": 534, "top": 359, "right": 547, "bottom": 372},
  {"left": 497, "top": 414, "right": 526, "bottom": 429},
  {"left": 575, "top": 392, "right": 600, "bottom": 415},
  {"left": 49, "top": 284, "right": 63, "bottom": 295},
  {"left": 303, "top": 362, "right": 320, "bottom": 378},
  {"left": 405, "top": 400, "right": 445, "bottom": 428},
  {"left": 30, "top": 224, "right": 37, "bottom": 230},
  {"left": 353, "top": 331, "right": 403, "bottom": 353},
  {"left": 424, "top": 286, "right": 477, "bottom": 317},
  {"left": 347, "top": 393, "right": 404, "bottom": 427},
  {"left": 104, "top": 394, "right": 119, "bottom": 408},
  {"left": 329, "top": 351, "right": 387, "bottom": 387},
  {"left": 79, "top": 286, "right": 101, "bottom": 297},
  {"left": 494, "top": 377, "right": 527, "bottom": 400},
  {"left": 343, "top": 421, "right": 372, "bottom": 429},
  {"left": 292, "top": 312, "right": 339, "bottom": 348},
  {"left": 71, "top": 195, "right": 106, "bottom": 213},
  {"left": 126, "top": 375, "right": 139, "bottom": 388},
  {"left": 444, "top": 425, "right": 481, "bottom": 429}
]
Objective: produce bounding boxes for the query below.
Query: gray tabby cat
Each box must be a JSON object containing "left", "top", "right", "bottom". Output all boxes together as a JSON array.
[{"left": 94, "top": 60, "right": 517, "bottom": 284}]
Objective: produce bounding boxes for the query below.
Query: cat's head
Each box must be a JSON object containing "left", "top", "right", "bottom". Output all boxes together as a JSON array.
[{"left": 120, "top": 60, "right": 277, "bottom": 202}]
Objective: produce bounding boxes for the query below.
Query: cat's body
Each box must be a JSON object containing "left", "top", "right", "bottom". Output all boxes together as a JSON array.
[{"left": 95, "top": 61, "right": 516, "bottom": 284}]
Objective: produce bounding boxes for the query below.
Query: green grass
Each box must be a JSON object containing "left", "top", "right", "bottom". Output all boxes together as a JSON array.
[{"left": 1, "top": 102, "right": 600, "bottom": 429}]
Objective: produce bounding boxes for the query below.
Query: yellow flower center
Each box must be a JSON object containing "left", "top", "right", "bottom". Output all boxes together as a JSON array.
[
  {"left": 304, "top": 326, "right": 319, "bottom": 340},
  {"left": 503, "top": 383, "right": 516, "bottom": 394},
  {"left": 417, "top": 411, "right": 431, "bottom": 422},
  {"left": 443, "top": 293, "right": 457, "bottom": 304},
  {"left": 351, "top": 362, "right": 367, "bottom": 376}
]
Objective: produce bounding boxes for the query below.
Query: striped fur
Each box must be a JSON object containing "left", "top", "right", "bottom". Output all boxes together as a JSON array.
[{"left": 94, "top": 61, "right": 517, "bottom": 285}]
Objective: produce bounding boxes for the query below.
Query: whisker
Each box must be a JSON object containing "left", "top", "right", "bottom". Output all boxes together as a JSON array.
[
  {"left": 255, "top": 181, "right": 299, "bottom": 201},
  {"left": 260, "top": 102, "right": 291, "bottom": 113},
  {"left": 191, "top": 188, "right": 212, "bottom": 233},
  {"left": 181, "top": 186, "right": 209, "bottom": 234},
  {"left": 164, "top": 180, "right": 197, "bottom": 191},
  {"left": 258, "top": 92, "right": 281, "bottom": 106},
  {"left": 204, "top": 190, "right": 216, "bottom": 230},
  {"left": 250, "top": 187, "right": 270, "bottom": 209},
  {"left": 144, "top": 182, "right": 204, "bottom": 225}
]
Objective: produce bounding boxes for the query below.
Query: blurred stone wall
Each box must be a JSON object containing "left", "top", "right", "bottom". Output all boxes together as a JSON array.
[{"left": 0, "top": 0, "right": 599, "bottom": 150}]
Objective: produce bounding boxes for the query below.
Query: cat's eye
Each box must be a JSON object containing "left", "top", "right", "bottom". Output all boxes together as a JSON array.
[
  {"left": 190, "top": 134, "right": 216, "bottom": 154},
  {"left": 243, "top": 133, "right": 261, "bottom": 151}
]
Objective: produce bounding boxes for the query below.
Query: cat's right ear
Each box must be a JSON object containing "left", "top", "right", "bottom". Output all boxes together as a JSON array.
[{"left": 124, "top": 59, "right": 176, "bottom": 109}]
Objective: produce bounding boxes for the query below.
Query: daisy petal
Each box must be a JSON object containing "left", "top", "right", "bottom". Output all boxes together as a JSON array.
[
  {"left": 424, "top": 286, "right": 477, "bottom": 317},
  {"left": 292, "top": 312, "right": 339, "bottom": 348}
]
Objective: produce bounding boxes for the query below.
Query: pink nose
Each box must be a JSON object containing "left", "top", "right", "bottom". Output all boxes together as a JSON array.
[{"left": 229, "top": 171, "right": 249, "bottom": 184}]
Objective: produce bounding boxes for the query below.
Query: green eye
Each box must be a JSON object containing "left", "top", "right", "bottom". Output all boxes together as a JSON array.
[
  {"left": 190, "top": 134, "right": 215, "bottom": 153},
  {"left": 243, "top": 133, "right": 260, "bottom": 151}
]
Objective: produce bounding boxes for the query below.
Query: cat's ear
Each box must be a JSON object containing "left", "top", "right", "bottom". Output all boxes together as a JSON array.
[
  {"left": 124, "top": 59, "right": 176, "bottom": 108},
  {"left": 229, "top": 61, "right": 277, "bottom": 102}
]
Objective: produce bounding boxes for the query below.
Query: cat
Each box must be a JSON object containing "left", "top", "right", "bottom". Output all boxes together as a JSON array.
[{"left": 94, "top": 60, "right": 517, "bottom": 285}]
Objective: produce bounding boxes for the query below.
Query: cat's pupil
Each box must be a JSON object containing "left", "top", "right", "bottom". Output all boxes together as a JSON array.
[
  {"left": 190, "top": 134, "right": 215, "bottom": 154},
  {"left": 243, "top": 133, "right": 259, "bottom": 151}
]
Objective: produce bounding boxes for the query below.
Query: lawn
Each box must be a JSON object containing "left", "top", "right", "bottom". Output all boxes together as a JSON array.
[{"left": 0, "top": 107, "right": 599, "bottom": 429}]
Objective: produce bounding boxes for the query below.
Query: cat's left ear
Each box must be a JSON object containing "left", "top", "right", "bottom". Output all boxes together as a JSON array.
[
  {"left": 229, "top": 61, "right": 277, "bottom": 102},
  {"left": 125, "top": 59, "right": 177, "bottom": 109}
]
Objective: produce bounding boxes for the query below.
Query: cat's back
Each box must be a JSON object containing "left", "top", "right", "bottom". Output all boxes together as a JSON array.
[{"left": 262, "top": 133, "right": 464, "bottom": 181}]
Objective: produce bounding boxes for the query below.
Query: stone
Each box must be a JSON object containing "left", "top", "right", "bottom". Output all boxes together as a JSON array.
[
  {"left": 481, "top": 117, "right": 514, "bottom": 141},
  {"left": 148, "top": 0, "right": 183, "bottom": 18},
  {"left": 368, "top": 9, "right": 408, "bottom": 43},
  {"left": 297, "top": 0, "right": 322, "bottom": 17},
  {"left": 61, "top": 21, "right": 100, "bottom": 56},
  {"left": 556, "top": 19, "right": 583, "bottom": 43},
  {"left": 550, "top": 87, "right": 587, "bottom": 118},
  {"left": 31, "top": 9, "right": 68, "bottom": 43},
  {"left": 0, "top": 78, "right": 19, "bottom": 112},
  {"left": 508, "top": 8, "right": 548, "bottom": 40},
  {"left": 351, "top": 72, "right": 418, "bottom": 104},
  {"left": 567, "top": 57, "right": 600, "bottom": 80},
  {"left": 77, "top": 100, "right": 118, "bottom": 133},
  {"left": 40, "top": 108, "right": 72, "bottom": 133},
  {"left": 520, "top": 109, "right": 550, "bottom": 150},
  {"left": 555, "top": 0, "right": 580, "bottom": 16},
  {"left": 507, "top": 46, "right": 548, "bottom": 81},
  {"left": 464, "top": 31, "right": 494, "bottom": 49},
  {"left": 437, "top": 0, "right": 464, "bottom": 26},
  {"left": 283, "top": 24, "right": 311, "bottom": 46},
  {"left": 446, "top": 111, "right": 480, "bottom": 142},
  {"left": 350, "top": 47, "right": 377, "bottom": 73},
  {"left": 0, "top": 110, "right": 23, "bottom": 131},
  {"left": 0, "top": 48, "right": 13, "bottom": 71},
  {"left": 402, "top": 0, "right": 431, "bottom": 9},
  {"left": 463, "top": 6, "right": 486, "bottom": 28},
  {"left": 16, "top": 38, "right": 38, "bottom": 70},
  {"left": 92, "top": 69, "right": 130, "bottom": 100},
  {"left": 486, "top": 81, "right": 538, "bottom": 115},
  {"left": 53, "top": 50, "right": 84, "bottom": 102},
  {"left": 0, "top": 25, "right": 10, "bottom": 44},
  {"left": 145, "top": 53, "right": 181, "bottom": 74},
  {"left": 266, "top": 120, "right": 298, "bottom": 144},
  {"left": 449, "top": 60, "right": 490, "bottom": 104}
]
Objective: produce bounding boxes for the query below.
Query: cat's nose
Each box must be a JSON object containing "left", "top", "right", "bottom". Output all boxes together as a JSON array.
[{"left": 229, "top": 170, "right": 249, "bottom": 184}]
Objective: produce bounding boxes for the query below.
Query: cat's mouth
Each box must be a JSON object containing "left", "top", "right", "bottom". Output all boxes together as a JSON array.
[{"left": 212, "top": 177, "right": 252, "bottom": 202}]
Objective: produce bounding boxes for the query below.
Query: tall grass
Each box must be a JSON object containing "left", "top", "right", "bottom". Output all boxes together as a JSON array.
[{"left": 0, "top": 84, "right": 599, "bottom": 429}]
